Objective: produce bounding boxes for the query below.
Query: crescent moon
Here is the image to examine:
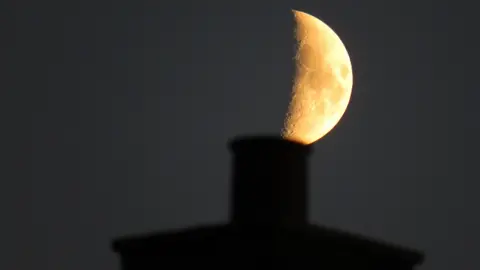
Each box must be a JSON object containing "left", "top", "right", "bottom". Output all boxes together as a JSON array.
[{"left": 282, "top": 10, "right": 353, "bottom": 144}]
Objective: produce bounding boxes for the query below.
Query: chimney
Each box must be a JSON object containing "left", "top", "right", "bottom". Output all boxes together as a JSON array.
[
  {"left": 112, "top": 134, "right": 426, "bottom": 270},
  {"left": 229, "top": 135, "right": 312, "bottom": 227}
]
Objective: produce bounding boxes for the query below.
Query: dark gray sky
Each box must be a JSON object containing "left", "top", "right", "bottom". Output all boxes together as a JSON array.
[{"left": 3, "top": 0, "right": 478, "bottom": 269}]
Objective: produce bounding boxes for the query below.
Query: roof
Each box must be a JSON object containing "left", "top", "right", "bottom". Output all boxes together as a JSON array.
[{"left": 112, "top": 223, "right": 424, "bottom": 268}]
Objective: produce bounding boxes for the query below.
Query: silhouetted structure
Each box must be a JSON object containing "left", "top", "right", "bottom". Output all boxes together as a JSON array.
[{"left": 112, "top": 135, "right": 424, "bottom": 269}]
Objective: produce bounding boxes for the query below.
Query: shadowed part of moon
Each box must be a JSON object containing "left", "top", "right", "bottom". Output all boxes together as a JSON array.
[{"left": 282, "top": 10, "right": 353, "bottom": 145}]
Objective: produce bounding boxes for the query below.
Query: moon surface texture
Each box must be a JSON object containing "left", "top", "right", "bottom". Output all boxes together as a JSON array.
[{"left": 282, "top": 10, "right": 353, "bottom": 144}]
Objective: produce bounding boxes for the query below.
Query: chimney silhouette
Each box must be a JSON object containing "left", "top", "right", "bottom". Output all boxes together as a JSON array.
[
  {"left": 229, "top": 135, "right": 311, "bottom": 227},
  {"left": 111, "top": 135, "right": 425, "bottom": 270}
]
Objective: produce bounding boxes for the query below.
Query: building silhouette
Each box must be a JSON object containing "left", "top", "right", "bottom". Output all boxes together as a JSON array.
[{"left": 112, "top": 135, "right": 424, "bottom": 269}]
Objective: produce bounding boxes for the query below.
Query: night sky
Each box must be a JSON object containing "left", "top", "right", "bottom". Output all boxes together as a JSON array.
[{"left": 3, "top": 0, "right": 479, "bottom": 269}]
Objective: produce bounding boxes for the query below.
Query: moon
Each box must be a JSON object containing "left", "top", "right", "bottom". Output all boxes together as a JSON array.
[{"left": 282, "top": 10, "right": 353, "bottom": 144}]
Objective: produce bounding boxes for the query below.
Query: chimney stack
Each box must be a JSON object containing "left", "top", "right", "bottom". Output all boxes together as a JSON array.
[
  {"left": 112, "top": 134, "right": 426, "bottom": 270},
  {"left": 229, "top": 135, "right": 312, "bottom": 227}
]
